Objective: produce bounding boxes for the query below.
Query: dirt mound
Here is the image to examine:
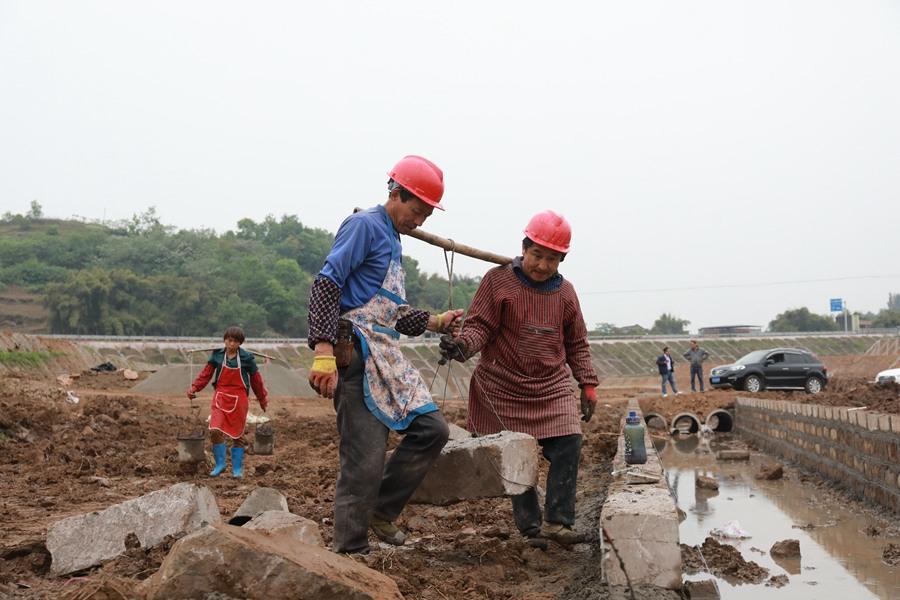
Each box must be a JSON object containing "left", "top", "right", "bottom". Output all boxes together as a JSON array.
[
  {"left": 758, "top": 381, "right": 900, "bottom": 414},
  {"left": 682, "top": 537, "right": 769, "bottom": 584}
]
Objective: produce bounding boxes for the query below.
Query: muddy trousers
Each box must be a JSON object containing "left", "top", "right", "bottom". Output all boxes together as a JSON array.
[
  {"left": 512, "top": 434, "right": 583, "bottom": 537},
  {"left": 332, "top": 341, "right": 450, "bottom": 553},
  {"left": 209, "top": 429, "right": 248, "bottom": 448}
]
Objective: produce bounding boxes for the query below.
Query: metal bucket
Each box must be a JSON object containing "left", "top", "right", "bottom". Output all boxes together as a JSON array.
[
  {"left": 253, "top": 423, "right": 275, "bottom": 455},
  {"left": 176, "top": 431, "right": 206, "bottom": 463}
]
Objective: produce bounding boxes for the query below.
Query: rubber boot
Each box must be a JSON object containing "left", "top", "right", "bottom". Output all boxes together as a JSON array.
[
  {"left": 231, "top": 447, "right": 245, "bottom": 479},
  {"left": 209, "top": 443, "right": 227, "bottom": 477}
]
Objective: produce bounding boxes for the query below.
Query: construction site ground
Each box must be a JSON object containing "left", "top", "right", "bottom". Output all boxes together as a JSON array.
[{"left": 0, "top": 351, "right": 897, "bottom": 599}]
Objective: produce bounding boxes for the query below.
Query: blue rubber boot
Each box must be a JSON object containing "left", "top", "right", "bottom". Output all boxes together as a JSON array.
[
  {"left": 209, "top": 443, "right": 227, "bottom": 477},
  {"left": 231, "top": 447, "right": 245, "bottom": 479}
]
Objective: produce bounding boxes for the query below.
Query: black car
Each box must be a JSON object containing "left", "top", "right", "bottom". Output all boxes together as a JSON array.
[{"left": 709, "top": 348, "right": 827, "bottom": 394}]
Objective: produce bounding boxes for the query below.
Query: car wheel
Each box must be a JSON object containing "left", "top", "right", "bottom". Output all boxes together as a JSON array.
[
  {"left": 744, "top": 375, "right": 763, "bottom": 393},
  {"left": 805, "top": 376, "right": 824, "bottom": 394}
]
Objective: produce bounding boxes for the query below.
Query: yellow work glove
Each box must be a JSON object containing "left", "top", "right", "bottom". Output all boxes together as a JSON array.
[{"left": 309, "top": 354, "right": 338, "bottom": 399}]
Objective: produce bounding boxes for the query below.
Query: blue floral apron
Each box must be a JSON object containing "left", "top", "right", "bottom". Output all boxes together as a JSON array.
[{"left": 341, "top": 244, "right": 437, "bottom": 430}]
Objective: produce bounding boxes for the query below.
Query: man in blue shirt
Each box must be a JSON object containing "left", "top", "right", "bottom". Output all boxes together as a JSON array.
[{"left": 307, "top": 155, "right": 463, "bottom": 554}]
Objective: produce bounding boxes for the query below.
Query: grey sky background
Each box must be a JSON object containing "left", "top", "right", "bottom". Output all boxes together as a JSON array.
[{"left": 2, "top": 1, "right": 899, "bottom": 332}]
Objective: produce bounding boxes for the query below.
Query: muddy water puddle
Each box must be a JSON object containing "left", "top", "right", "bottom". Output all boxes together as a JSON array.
[{"left": 657, "top": 434, "right": 900, "bottom": 599}]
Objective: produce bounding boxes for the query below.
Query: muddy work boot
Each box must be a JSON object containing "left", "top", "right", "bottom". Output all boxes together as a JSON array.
[
  {"left": 541, "top": 522, "right": 585, "bottom": 545},
  {"left": 522, "top": 534, "right": 549, "bottom": 550},
  {"left": 370, "top": 518, "right": 407, "bottom": 546}
]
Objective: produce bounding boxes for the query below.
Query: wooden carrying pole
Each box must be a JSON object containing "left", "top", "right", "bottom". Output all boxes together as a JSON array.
[{"left": 354, "top": 207, "right": 512, "bottom": 266}]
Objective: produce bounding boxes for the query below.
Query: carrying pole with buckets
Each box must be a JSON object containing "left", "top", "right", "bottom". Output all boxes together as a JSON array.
[{"left": 185, "top": 346, "right": 278, "bottom": 459}]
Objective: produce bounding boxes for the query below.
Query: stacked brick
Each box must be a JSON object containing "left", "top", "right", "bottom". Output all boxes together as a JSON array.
[{"left": 736, "top": 398, "right": 900, "bottom": 513}]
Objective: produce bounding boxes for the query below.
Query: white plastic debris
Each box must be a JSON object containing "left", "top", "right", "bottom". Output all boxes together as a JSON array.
[
  {"left": 711, "top": 520, "right": 751, "bottom": 539},
  {"left": 246, "top": 413, "right": 271, "bottom": 425},
  {"left": 65, "top": 391, "right": 80, "bottom": 405}
]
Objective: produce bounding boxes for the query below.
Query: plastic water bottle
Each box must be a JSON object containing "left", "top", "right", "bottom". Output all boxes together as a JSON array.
[{"left": 624, "top": 410, "right": 647, "bottom": 465}]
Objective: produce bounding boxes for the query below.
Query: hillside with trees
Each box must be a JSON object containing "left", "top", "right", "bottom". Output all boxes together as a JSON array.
[{"left": 0, "top": 207, "right": 479, "bottom": 337}]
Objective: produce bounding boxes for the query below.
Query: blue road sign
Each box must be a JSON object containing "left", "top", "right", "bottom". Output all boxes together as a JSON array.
[{"left": 830, "top": 298, "right": 843, "bottom": 312}]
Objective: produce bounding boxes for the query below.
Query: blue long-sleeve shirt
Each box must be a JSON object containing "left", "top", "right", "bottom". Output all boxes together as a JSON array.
[{"left": 320, "top": 205, "right": 400, "bottom": 313}]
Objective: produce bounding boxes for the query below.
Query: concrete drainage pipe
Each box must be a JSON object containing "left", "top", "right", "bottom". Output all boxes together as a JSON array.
[
  {"left": 670, "top": 412, "right": 701, "bottom": 435},
  {"left": 644, "top": 413, "right": 668, "bottom": 431},
  {"left": 705, "top": 409, "right": 735, "bottom": 433}
]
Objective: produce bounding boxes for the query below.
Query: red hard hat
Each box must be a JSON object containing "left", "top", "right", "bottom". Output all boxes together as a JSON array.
[
  {"left": 387, "top": 155, "right": 445, "bottom": 210},
  {"left": 524, "top": 210, "right": 571, "bottom": 253}
]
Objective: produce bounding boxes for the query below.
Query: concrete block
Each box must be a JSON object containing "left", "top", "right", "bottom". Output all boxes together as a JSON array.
[
  {"left": 716, "top": 450, "right": 750, "bottom": 460},
  {"left": 879, "top": 414, "right": 892, "bottom": 432},
  {"left": 230, "top": 487, "right": 289, "bottom": 525},
  {"left": 601, "top": 486, "right": 681, "bottom": 589},
  {"left": 412, "top": 431, "right": 538, "bottom": 505},
  {"left": 244, "top": 511, "right": 323, "bottom": 547},
  {"left": 838, "top": 408, "right": 849, "bottom": 423},
  {"left": 892, "top": 415, "right": 900, "bottom": 434},
  {"left": 47, "top": 483, "right": 220, "bottom": 575},
  {"left": 142, "top": 523, "right": 403, "bottom": 600},
  {"left": 824, "top": 407, "right": 834, "bottom": 420},
  {"left": 447, "top": 422, "right": 471, "bottom": 440},
  {"left": 867, "top": 413, "right": 880, "bottom": 432}
]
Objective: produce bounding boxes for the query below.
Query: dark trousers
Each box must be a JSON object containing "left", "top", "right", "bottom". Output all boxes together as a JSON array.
[
  {"left": 511, "top": 434, "right": 582, "bottom": 536},
  {"left": 331, "top": 339, "right": 449, "bottom": 553},
  {"left": 690, "top": 364, "right": 704, "bottom": 392}
]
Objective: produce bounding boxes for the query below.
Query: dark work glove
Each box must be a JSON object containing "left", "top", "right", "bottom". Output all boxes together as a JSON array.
[
  {"left": 580, "top": 386, "right": 597, "bottom": 422},
  {"left": 439, "top": 334, "right": 468, "bottom": 364}
]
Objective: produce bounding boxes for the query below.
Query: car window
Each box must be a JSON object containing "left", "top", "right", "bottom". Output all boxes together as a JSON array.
[
  {"left": 737, "top": 350, "right": 768, "bottom": 365},
  {"left": 767, "top": 352, "right": 786, "bottom": 364},
  {"left": 785, "top": 353, "right": 805, "bottom": 364}
]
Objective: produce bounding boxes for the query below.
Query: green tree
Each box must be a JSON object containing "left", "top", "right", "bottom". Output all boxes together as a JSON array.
[
  {"left": 28, "top": 200, "right": 43, "bottom": 219},
  {"left": 768, "top": 307, "right": 838, "bottom": 332},
  {"left": 650, "top": 313, "right": 690, "bottom": 335}
]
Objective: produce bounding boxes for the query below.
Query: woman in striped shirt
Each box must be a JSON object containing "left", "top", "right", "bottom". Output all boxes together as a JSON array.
[{"left": 441, "top": 210, "right": 599, "bottom": 546}]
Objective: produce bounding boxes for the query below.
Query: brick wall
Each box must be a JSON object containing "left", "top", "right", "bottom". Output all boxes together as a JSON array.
[{"left": 736, "top": 397, "right": 900, "bottom": 513}]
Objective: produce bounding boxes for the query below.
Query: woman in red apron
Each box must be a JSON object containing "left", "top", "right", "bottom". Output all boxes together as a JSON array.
[{"left": 188, "top": 327, "right": 269, "bottom": 478}]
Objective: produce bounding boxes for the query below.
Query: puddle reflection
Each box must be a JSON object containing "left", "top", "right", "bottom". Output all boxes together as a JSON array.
[{"left": 658, "top": 435, "right": 900, "bottom": 600}]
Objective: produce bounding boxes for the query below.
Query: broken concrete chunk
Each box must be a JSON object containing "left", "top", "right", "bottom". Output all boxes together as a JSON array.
[
  {"left": 696, "top": 475, "right": 719, "bottom": 491},
  {"left": 412, "top": 431, "right": 538, "bottom": 505},
  {"left": 229, "top": 487, "right": 289, "bottom": 525},
  {"left": 716, "top": 450, "right": 750, "bottom": 460},
  {"left": 46, "top": 482, "right": 220, "bottom": 575},
  {"left": 683, "top": 578, "right": 719, "bottom": 599},
  {"left": 756, "top": 464, "right": 784, "bottom": 480},
  {"left": 244, "top": 510, "right": 323, "bottom": 547},
  {"left": 770, "top": 539, "right": 801, "bottom": 558},
  {"left": 141, "top": 523, "right": 403, "bottom": 600},
  {"left": 123, "top": 369, "right": 139, "bottom": 380},
  {"left": 447, "top": 422, "right": 471, "bottom": 440}
]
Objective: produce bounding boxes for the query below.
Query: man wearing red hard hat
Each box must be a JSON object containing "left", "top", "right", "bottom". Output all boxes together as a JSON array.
[
  {"left": 440, "top": 210, "right": 599, "bottom": 546},
  {"left": 307, "top": 155, "right": 463, "bottom": 554}
]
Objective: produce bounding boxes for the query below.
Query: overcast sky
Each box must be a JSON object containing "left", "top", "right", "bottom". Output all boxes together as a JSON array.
[{"left": 2, "top": 1, "right": 899, "bottom": 332}]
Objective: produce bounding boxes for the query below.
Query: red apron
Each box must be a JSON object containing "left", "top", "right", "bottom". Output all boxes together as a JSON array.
[{"left": 208, "top": 353, "right": 249, "bottom": 439}]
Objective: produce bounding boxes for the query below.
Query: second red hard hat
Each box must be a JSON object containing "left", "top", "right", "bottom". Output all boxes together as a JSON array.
[{"left": 524, "top": 210, "right": 571, "bottom": 253}]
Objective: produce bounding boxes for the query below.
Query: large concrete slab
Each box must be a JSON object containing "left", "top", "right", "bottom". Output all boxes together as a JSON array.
[
  {"left": 46, "top": 482, "right": 220, "bottom": 575},
  {"left": 412, "top": 431, "right": 538, "bottom": 505},
  {"left": 229, "top": 487, "right": 289, "bottom": 525},
  {"left": 141, "top": 523, "right": 404, "bottom": 600}
]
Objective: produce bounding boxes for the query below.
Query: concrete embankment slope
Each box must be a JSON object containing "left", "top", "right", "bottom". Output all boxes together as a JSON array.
[{"left": 2, "top": 333, "right": 893, "bottom": 395}]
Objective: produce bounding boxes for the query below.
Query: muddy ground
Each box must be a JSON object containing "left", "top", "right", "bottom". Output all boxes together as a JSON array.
[
  {"left": 0, "top": 370, "right": 685, "bottom": 600},
  {"left": 0, "top": 356, "right": 896, "bottom": 599}
]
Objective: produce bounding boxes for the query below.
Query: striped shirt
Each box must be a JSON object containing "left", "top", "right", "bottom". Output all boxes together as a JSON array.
[{"left": 458, "top": 263, "right": 598, "bottom": 439}]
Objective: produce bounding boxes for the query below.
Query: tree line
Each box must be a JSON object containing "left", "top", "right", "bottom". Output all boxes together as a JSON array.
[
  {"left": 0, "top": 207, "right": 479, "bottom": 337},
  {"left": 593, "top": 300, "right": 900, "bottom": 336}
]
